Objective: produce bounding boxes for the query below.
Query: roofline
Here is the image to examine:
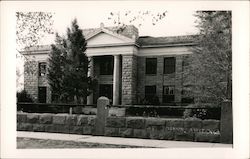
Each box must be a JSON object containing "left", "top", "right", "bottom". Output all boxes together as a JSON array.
[
  {"left": 139, "top": 42, "right": 197, "bottom": 48},
  {"left": 20, "top": 42, "right": 197, "bottom": 55},
  {"left": 87, "top": 42, "right": 140, "bottom": 48}
]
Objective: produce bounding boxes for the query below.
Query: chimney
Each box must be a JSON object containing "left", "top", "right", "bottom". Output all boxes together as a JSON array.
[{"left": 100, "top": 22, "right": 104, "bottom": 29}]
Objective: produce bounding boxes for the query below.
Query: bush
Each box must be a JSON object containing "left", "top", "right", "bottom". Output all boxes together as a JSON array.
[
  {"left": 182, "top": 104, "right": 221, "bottom": 120},
  {"left": 17, "top": 90, "right": 34, "bottom": 103}
]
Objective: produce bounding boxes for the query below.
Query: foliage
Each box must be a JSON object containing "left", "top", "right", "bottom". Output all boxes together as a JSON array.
[
  {"left": 107, "top": 10, "right": 167, "bottom": 32},
  {"left": 16, "top": 12, "right": 54, "bottom": 50},
  {"left": 17, "top": 90, "right": 34, "bottom": 103},
  {"left": 182, "top": 11, "right": 232, "bottom": 106},
  {"left": 47, "top": 33, "right": 67, "bottom": 102},
  {"left": 16, "top": 12, "right": 54, "bottom": 82},
  {"left": 48, "top": 19, "right": 97, "bottom": 104}
]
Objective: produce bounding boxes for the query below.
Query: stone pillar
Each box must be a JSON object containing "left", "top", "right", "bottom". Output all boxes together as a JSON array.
[
  {"left": 220, "top": 101, "right": 233, "bottom": 144},
  {"left": 94, "top": 97, "right": 110, "bottom": 135},
  {"left": 122, "top": 55, "right": 137, "bottom": 105},
  {"left": 113, "top": 55, "right": 120, "bottom": 105},
  {"left": 24, "top": 60, "right": 39, "bottom": 102},
  {"left": 87, "top": 56, "right": 94, "bottom": 105},
  {"left": 175, "top": 56, "right": 183, "bottom": 103}
]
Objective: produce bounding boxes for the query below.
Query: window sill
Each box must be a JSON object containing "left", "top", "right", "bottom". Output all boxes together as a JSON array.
[{"left": 145, "top": 74, "right": 157, "bottom": 76}]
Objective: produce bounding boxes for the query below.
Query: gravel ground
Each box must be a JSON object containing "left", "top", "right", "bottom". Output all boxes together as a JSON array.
[{"left": 17, "top": 137, "right": 152, "bottom": 148}]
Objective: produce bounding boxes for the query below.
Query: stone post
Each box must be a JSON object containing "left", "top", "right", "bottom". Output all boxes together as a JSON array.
[
  {"left": 122, "top": 55, "right": 137, "bottom": 105},
  {"left": 113, "top": 55, "right": 120, "bottom": 105},
  {"left": 94, "top": 97, "right": 110, "bottom": 135},
  {"left": 220, "top": 101, "right": 233, "bottom": 144},
  {"left": 87, "top": 56, "right": 94, "bottom": 105}
]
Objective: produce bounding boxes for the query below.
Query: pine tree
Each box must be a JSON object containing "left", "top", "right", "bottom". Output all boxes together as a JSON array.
[
  {"left": 47, "top": 33, "right": 67, "bottom": 102},
  {"left": 182, "top": 11, "right": 232, "bottom": 106},
  {"left": 48, "top": 19, "right": 96, "bottom": 104}
]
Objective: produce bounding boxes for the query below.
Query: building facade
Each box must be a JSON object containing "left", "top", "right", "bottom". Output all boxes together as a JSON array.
[{"left": 22, "top": 24, "right": 195, "bottom": 105}]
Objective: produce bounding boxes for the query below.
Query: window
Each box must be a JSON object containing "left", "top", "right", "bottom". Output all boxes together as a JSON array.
[
  {"left": 39, "top": 62, "right": 47, "bottom": 76},
  {"left": 164, "top": 57, "right": 175, "bottom": 74},
  {"left": 38, "top": 87, "right": 47, "bottom": 103},
  {"left": 145, "top": 58, "right": 157, "bottom": 75},
  {"left": 100, "top": 56, "right": 113, "bottom": 75},
  {"left": 145, "top": 85, "right": 158, "bottom": 104},
  {"left": 162, "top": 86, "right": 175, "bottom": 103},
  {"left": 181, "top": 87, "right": 194, "bottom": 103}
]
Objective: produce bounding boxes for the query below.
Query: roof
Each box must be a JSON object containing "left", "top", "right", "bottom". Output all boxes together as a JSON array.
[
  {"left": 137, "top": 35, "right": 197, "bottom": 47},
  {"left": 21, "top": 25, "right": 197, "bottom": 53},
  {"left": 83, "top": 25, "right": 139, "bottom": 39}
]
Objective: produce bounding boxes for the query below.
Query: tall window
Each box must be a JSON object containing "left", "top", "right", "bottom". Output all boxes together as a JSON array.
[
  {"left": 100, "top": 56, "right": 113, "bottom": 75},
  {"left": 164, "top": 57, "right": 175, "bottom": 74},
  {"left": 39, "top": 62, "right": 46, "bottom": 76},
  {"left": 145, "top": 58, "right": 157, "bottom": 75},
  {"left": 38, "top": 87, "right": 47, "bottom": 103},
  {"left": 162, "top": 85, "right": 175, "bottom": 103},
  {"left": 145, "top": 85, "right": 157, "bottom": 104}
]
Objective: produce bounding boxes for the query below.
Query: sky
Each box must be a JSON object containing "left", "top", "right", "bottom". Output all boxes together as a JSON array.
[{"left": 40, "top": 2, "right": 199, "bottom": 45}]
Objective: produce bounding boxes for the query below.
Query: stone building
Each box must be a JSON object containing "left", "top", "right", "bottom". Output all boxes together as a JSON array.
[{"left": 21, "top": 24, "right": 195, "bottom": 105}]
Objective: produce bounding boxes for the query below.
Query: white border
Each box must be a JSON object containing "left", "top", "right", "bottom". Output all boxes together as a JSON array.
[{"left": 1, "top": 1, "right": 249, "bottom": 159}]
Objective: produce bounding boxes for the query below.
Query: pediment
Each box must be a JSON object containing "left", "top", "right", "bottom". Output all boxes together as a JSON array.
[
  {"left": 86, "top": 28, "right": 135, "bottom": 46},
  {"left": 87, "top": 32, "right": 125, "bottom": 45}
]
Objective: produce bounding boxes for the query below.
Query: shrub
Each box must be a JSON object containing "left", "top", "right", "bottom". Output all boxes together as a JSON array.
[
  {"left": 17, "top": 90, "right": 34, "bottom": 103},
  {"left": 182, "top": 104, "right": 221, "bottom": 120}
]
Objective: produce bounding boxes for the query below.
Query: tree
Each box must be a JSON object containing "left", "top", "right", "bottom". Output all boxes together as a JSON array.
[
  {"left": 16, "top": 12, "right": 54, "bottom": 50},
  {"left": 16, "top": 12, "right": 54, "bottom": 90},
  {"left": 182, "top": 11, "right": 232, "bottom": 106},
  {"left": 48, "top": 19, "right": 96, "bottom": 104},
  {"left": 107, "top": 10, "right": 167, "bottom": 32},
  {"left": 47, "top": 33, "right": 67, "bottom": 102}
]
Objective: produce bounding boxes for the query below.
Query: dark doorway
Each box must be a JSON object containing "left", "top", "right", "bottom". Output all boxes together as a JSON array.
[
  {"left": 38, "top": 87, "right": 47, "bottom": 103},
  {"left": 99, "top": 84, "right": 113, "bottom": 100}
]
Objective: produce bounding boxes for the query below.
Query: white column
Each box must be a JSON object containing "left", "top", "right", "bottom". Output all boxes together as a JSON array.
[
  {"left": 113, "top": 55, "right": 120, "bottom": 105},
  {"left": 87, "top": 56, "right": 94, "bottom": 105}
]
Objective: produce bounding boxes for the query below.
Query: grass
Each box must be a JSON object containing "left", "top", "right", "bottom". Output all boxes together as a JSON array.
[{"left": 17, "top": 137, "right": 152, "bottom": 148}]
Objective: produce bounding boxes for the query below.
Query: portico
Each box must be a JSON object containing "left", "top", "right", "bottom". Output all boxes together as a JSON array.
[{"left": 85, "top": 24, "right": 138, "bottom": 105}]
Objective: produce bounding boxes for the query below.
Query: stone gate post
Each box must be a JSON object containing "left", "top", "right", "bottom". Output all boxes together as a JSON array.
[
  {"left": 94, "top": 96, "right": 110, "bottom": 135},
  {"left": 220, "top": 101, "right": 233, "bottom": 144}
]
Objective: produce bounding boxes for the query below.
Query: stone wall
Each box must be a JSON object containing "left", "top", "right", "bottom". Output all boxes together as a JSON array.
[
  {"left": 24, "top": 61, "right": 39, "bottom": 102},
  {"left": 137, "top": 55, "right": 184, "bottom": 104},
  {"left": 122, "top": 55, "right": 137, "bottom": 105},
  {"left": 104, "top": 116, "right": 220, "bottom": 142},
  {"left": 17, "top": 113, "right": 96, "bottom": 135},
  {"left": 17, "top": 112, "right": 220, "bottom": 143}
]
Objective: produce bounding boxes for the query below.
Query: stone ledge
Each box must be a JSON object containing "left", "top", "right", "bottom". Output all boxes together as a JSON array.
[
  {"left": 26, "top": 114, "right": 39, "bottom": 123},
  {"left": 17, "top": 113, "right": 27, "bottom": 123},
  {"left": 166, "top": 119, "right": 184, "bottom": 128},
  {"left": 145, "top": 118, "right": 166, "bottom": 127},
  {"left": 202, "top": 120, "right": 220, "bottom": 131},
  {"left": 126, "top": 117, "right": 145, "bottom": 129},
  {"left": 195, "top": 132, "right": 220, "bottom": 143},
  {"left": 184, "top": 119, "right": 202, "bottom": 129},
  {"left": 119, "top": 128, "right": 133, "bottom": 137},
  {"left": 52, "top": 114, "right": 67, "bottom": 125},
  {"left": 106, "top": 117, "right": 126, "bottom": 128},
  {"left": 39, "top": 114, "right": 52, "bottom": 124}
]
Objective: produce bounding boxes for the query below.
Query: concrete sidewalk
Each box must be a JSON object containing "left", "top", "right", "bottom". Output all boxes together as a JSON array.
[{"left": 17, "top": 131, "right": 232, "bottom": 148}]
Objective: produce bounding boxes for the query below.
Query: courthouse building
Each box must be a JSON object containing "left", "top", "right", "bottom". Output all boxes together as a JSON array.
[{"left": 21, "top": 24, "right": 195, "bottom": 105}]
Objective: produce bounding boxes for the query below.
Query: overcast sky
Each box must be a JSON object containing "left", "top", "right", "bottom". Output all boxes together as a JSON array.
[{"left": 40, "top": 2, "right": 199, "bottom": 45}]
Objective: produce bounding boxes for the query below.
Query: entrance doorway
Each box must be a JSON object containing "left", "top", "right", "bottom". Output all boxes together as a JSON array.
[{"left": 99, "top": 84, "right": 113, "bottom": 101}]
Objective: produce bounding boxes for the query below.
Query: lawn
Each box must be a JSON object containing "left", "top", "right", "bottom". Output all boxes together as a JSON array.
[{"left": 17, "top": 137, "right": 151, "bottom": 148}]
